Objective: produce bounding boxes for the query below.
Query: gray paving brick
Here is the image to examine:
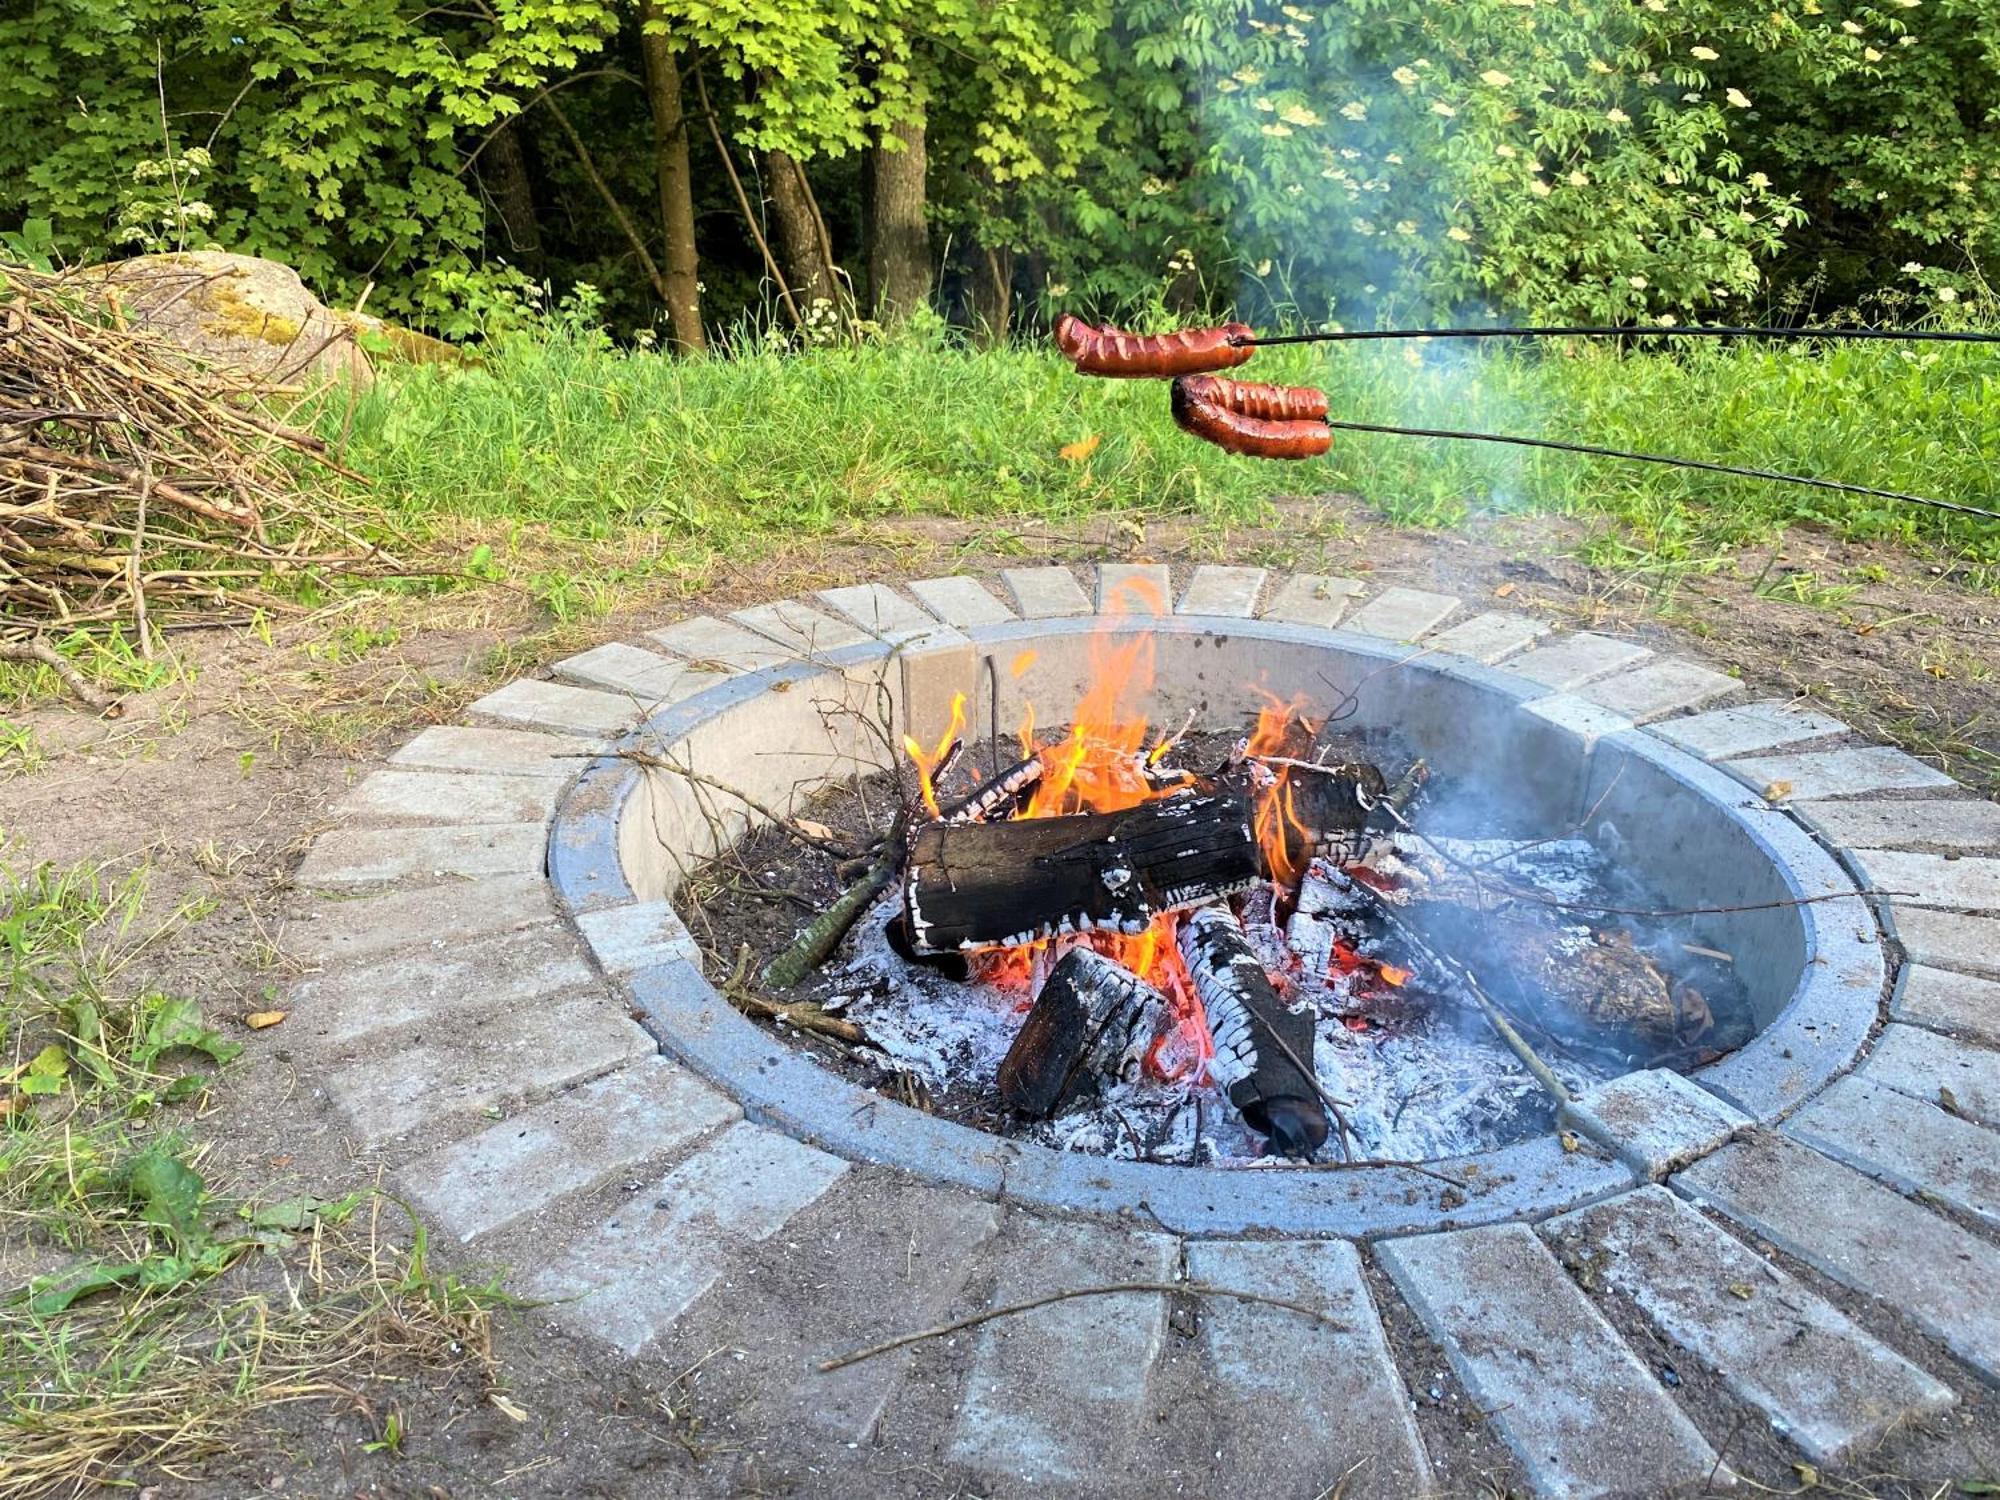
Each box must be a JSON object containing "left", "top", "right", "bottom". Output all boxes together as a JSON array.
[
  {"left": 1895, "top": 964, "right": 2000, "bottom": 1046},
  {"left": 648, "top": 616, "right": 794, "bottom": 673},
  {"left": 295, "top": 824, "right": 545, "bottom": 887},
  {"left": 1175, "top": 564, "right": 1266, "bottom": 617},
  {"left": 1677, "top": 1133, "right": 2000, "bottom": 1381},
  {"left": 1506, "top": 632, "right": 1651, "bottom": 690},
  {"left": 289, "top": 923, "right": 592, "bottom": 1047},
  {"left": 817, "top": 582, "right": 954, "bottom": 642},
  {"left": 948, "top": 1215, "right": 1177, "bottom": 1487},
  {"left": 1562, "top": 1068, "right": 1749, "bottom": 1181},
  {"left": 1861, "top": 1022, "right": 2000, "bottom": 1127},
  {"left": 1789, "top": 1074, "right": 2000, "bottom": 1230},
  {"left": 1796, "top": 798, "right": 2000, "bottom": 853},
  {"left": 527, "top": 1121, "right": 848, "bottom": 1355},
  {"left": 551, "top": 642, "right": 693, "bottom": 703},
  {"left": 1425, "top": 610, "right": 1550, "bottom": 663},
  {"left": 1377, "top": 1223, "right": 1721, "bottom": 1498},
  {"left": 730, "top": 599, "right": 872, "bottom": 657},
  {"left": 333, "top": 768, "right": 559, "bottom": 826},
  {"left": 398, "top": 1057, "right": 739, "bottom": 1241},
  {"left": 1522, "top": 693, "right": 1634, "bottom": 750},
  {"left": 1342, "top": 586, "right": 1460, "bottom": 642},
  {"left": 1545, "top": 1187, "right": 1955, "bottom": 1465},
  {"left": 999, "top": 566, "right": 1091, "bottom": 618},
  {"left": 1260, "top": 572, "right": 1364, "bottom": 628},
  {"left": 1855, "top": 848, "right": 2000, "bottom": 913},
  {"left": 325, "top": 988, "right": 655, "bottom": 1149},
  {"left": 1727, "top": 746, "right": 1956, "bottom": 802},
  {"left": 906, "top": 574, "right": 1017, "bottom": 629},
  {"left": 1647, "top": 699, "right": 1849, "bottom": 761},
  {"left": 573, "top": 899, "right": 700, "bottom": 972},
  {"left": 1181, "top": 1240, "right": 1431, "bottom": 1498},
  {"left": 468, "top": 678, "right": 642, "bottom": 737},
  {"left": 1094, "top": 561, "right": 1173, "bottom": 613},
  {"left": 1574, "top": 658, "right": 1740, "bottom": 723},
  {"left": 286, "top": 874, "right": 554, "bottom": 967},
  {"left": 390, "top": 725, "right": 595, "bottom": 779},
  {"left": 1896, "top": 908, "right": 2000, "bottom": 981}
]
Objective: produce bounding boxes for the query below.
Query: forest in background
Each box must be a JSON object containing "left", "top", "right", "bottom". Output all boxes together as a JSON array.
[{"left": 2, "top": 0, "right": 1996, "bottom": 342}]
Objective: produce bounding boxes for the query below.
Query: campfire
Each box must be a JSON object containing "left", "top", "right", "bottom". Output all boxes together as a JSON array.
[{"left": 722, "top": 584, "right": 1746, "bottom": 1168}]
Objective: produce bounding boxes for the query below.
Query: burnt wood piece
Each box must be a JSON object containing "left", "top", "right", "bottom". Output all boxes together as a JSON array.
[
  {"left": 997, "top": 947, "right": 1169, "bottom": 1117},
  {"left": 901, "top": 763, "right": 1382, "bottom": 955},
  {"left": 1178, "top": 906, "right": 1328, "bottom": 1157},
  {"left": 939, "top": 752, "right": 1044, "bottom": 824}
]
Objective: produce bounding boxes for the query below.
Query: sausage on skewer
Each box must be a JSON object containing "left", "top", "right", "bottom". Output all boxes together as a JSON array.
[
  {"left": 1055, "top": 314, "right": 1257, "bottom": 378},
  {"left": 1179, "top": 373, "right": 1329, "bottom": 422},
  {"left": 1171, "top": 375, "right": 1331, "bottom": 460}
]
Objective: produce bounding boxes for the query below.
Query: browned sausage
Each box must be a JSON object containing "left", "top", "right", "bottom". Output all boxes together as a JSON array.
[
  {"left": 1170, "top": 375, "right": 1331, "bottom": 460},
  {"left": 1054, "top": 313, "right": 1256, "bottom": 377},
  {"left": 1177, "top": 373, "right": 1329, "bottom": 422}
]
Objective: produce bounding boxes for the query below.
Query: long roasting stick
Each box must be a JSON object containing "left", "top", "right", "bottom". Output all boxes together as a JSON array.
[{"left": 1236, "top": 323, "right": 2000, "bottom": 348}]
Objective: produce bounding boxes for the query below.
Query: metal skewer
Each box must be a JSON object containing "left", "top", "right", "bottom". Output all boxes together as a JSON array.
[{"left": 1235, "top": 323, "right": 2000, "bottom": 348}]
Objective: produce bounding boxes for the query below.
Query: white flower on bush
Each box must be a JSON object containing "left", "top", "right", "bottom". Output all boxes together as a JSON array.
[
  {"left": 1480, "top": 70, "right": 1512, "bottom": 86},
  {"left": 1841, "top": 19, "right": 1864, "bottom": 33},
  {"left": 1691, "top": 45, "right": 1719, "bottom": 60},
  {"left": 1496, "top": 143, "right": 1517, "bottom": 157},
  {"left": 1254, "top": 96, "right": 1276, "bottom": 111},
  {"left": 1568, "top": 169, "right": 1589, "bottom": 186},
  {"left": 1900, "top": 34, "right": 1918, "bottom": 44},
  {"left": 1606, "top": 107, "right": 1630, "bottom": 124},
  {"left": 1864, "top": 46, "right": 1882, "bottom": 59},
  {"left": 1747, "top": 171, "right": 1771, "bottom": 189},
  {"left": 1725, "top": 87, "right": 1752, "bottom": 107},
  {"left": 1396, "top": 220, "right": 1418, "bottom": 234},
  {"left": 1628, "top": 275, "right": 1649, "bottom": 289},
  {"left": 1261, "top": 122, "right": 1293, "bottom": 137},
  {"left": 1447, "top": 226, "right": 1473, "bottom": 242},
  {"left": 1392, "top": 65, "right": 1418, "bottom": 86},
  {"left": 1530, "top": 179, "right": 1552, "bottom": 197},
  {"left": 1938, "top": 287, "right": 1959, "bottom": 302},
  {"left": 1339, "top": 101, "right": 1367, "bottom": 121},
  {"left": 1902, "top": 261, "right": 1925, "bottom": 273},
  {"left": 1431, "top": 101, "right": 1457, "bottom": 117}
]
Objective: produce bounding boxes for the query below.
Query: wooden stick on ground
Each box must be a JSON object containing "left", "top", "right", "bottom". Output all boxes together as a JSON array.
[
  {"left": 761, "top": 808, "right": 908, "bottom": 989},
  {"left": 0, "top": 640, "right": 111, "bottom": 711}
]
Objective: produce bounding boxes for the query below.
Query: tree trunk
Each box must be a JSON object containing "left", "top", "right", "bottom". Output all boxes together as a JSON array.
[
  {"left": 637, "top": 3, "right": 706, "bottom": 352},
  {"left": 972, "top": 242, "right": 1013, "bottom": 346},
  {"left": 481, "top": 119, "right": 544, "bottom": 278},
  {"left": 867, "top": 110, "right": 930, "bottom": 325},
  {"left": 765, "top": 148, "right": 831, "bottom": 309}
]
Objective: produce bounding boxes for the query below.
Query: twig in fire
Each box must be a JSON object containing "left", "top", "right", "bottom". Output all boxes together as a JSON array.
[{"left": 761, "top": 805, "right": 910, "bottom": 990}]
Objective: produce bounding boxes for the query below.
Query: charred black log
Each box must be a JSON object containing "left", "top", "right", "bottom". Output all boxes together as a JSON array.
[
  {"left": 902, "top": 763, "right": 1381, "bottom": 955},
  {"left": 997, "top": 948, "right": 1169, "bottom": 1117},
  {"left": 1178, "top": 906, "right": 1327, "bottom": 1157},
  {"left": 940, "top": 752, "right": 1045, "bottom": 824}
]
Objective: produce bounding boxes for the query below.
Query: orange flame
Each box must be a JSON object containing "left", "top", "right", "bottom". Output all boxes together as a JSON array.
[
  {"left": 903, "top": 691, "right": 967, "bottom": 818},
  {"left": 1247, "top": 690, "right": 1319, "bottom": 888}
]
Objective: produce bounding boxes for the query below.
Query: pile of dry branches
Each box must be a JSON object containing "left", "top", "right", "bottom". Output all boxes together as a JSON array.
[{"left": 0, "top": 263, "right": 391, "bottom": 701}]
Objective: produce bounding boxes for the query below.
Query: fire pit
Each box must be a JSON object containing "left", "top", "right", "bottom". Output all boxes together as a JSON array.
[{"left": 550, "top": 576, "right": 1879, "bottom": 1237}]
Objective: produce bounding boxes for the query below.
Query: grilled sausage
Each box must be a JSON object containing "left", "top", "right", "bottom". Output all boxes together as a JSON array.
[
  {"left": 1178, "top": 373, "right": 1329, "bottom": 422},
  {"left": 1171, "top": 376, "right": 1331, "bottom": 460},
  {"left": 1054, "top": 314, "right": 1256, "bottom": 377}
]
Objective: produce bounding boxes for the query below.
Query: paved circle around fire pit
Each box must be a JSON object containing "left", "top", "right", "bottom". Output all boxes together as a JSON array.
[{"left": 284, "top": 565, "right": 2000, "bottom": 1498}]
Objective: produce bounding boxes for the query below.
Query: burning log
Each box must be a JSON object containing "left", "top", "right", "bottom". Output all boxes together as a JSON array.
[
  {"left": 940, "top": 753, "right": 1045, "bottom": 824},
  {"left": 1178, "top": 907, "right": 1328, "bottom": 1157},
  {"left": 901, "top": 763, "right": 1382, "bottom": 955},
  {"left": 997, "top": 948, "right": 1169, "bottom": 1117}
]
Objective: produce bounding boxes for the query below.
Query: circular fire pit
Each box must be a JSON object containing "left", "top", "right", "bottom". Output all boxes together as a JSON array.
[{"left": 549, "top": 593, "right": 1882, "bottom": 1238}]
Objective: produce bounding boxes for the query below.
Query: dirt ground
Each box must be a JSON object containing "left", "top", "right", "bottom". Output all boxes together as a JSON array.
[{"left": 3, "top": 494, "right": 1995, "bottom": 1498}]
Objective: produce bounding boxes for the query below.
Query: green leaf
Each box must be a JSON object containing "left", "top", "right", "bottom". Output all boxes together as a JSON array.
[
  {"left": 137, "top": 994, "right": 242, "bottom": 1071},
  {"left": 60, "top": 997, "right": 113, "bottom": 1083},
  {"left": 241, "top": 1191, "right": 367, "bottom": 1233},
  {"left": 17, "top": 1043, "right": 69, "bottom": 1096},
  {"left": 123, "top": 1146, "right": 206, "bottom": 1248},
  {"left": 20, "top": 1258, "right": 145, "bottom": 1314}
]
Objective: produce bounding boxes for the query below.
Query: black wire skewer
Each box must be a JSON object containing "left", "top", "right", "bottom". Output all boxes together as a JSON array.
[{"left": 1235, "top": 323, "right": 2000, "bottom": 349}]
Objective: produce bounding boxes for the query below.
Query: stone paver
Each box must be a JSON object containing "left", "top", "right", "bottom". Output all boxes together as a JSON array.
[
  {"left": 1425, "top": 611, "right": 1549, "bottom": 663},
  {"left": 295, "top": 824, "right": 546, "bottom": 887},
  {"left": 948, "top": 1216, "right": 1177, "bottom": 1488},
  {"left": 1260, "top": 572, "right": 1364, "bottom": 628},
  {"left": 1796, "top": 798, "right": 2000, "bottom": 852},
  {"left": 999, "top": 566, "right": 1091, "bottom": 619},
  {"left": 398, "top": 1057, "right": 739, "bottom": 1241},
  {"left": 1342, "top": 586, "right": 1459, "bottom": 642},
  {"left": 552, "top": 642, "right": 693, "bottom": 703},
  {"left": 1895, "top": 965, "right": 2000, "bottom": 1047},
  {"left": 289, "top": 923, "right": 593, "bottom": 1047},
  {"left": 1860, "top": 1022, "right": 2000, "bottom": 1126},
  {"left": 1522, "top": 693, "right": 1634, "bottom": 750},
  {"left": 1545, "top": 1187, "right": 1955, "bottom": 1465},
  {"left": 1377, "top": 1223, "right": 1722, "bottom": 1498},
  {"left": 1574, "top": 658, "right": 1741, "bottom": 724},
  {"left": 1505, "top": 633, "right": 1652, "bottom": 691},
  {"left": 468, "top": 678, "right": 642, "bottom": 737},
  {"left": 334, "top": 768, "right": 560, "bottom": 826},
  {"left": 649, "top": 616, "right": 794, "bottom": 673},
  {"left": 1647, "top": 699, "right": 1849, "bottom": 761},
  {"left": 1094, "top": 562, "right": 1172, "bottom": 613},
  {"left": 1677, "top": 1133, "right": 2000, "bottom": 1381},
  {"left": 389, "top": 724, "right": 594, "bottom": 779},
  {"left": 731, "top": 599, "right": 872, "bottom": 656},
  {"left": 907, "top": 575, "right": 1017, "bottom": 629},
  {"left": 1727, "top": 745, "right": 1956, "bottom": 802},
  {"left": 817, "top": 583, "right": 953, "bottom": 643},
  {"left": 1789, "top": 1074, "right": 2000, "bottom": 1230},
  {"left": 1895, "top": 908, "right": 2000, "bottom": 980},
  {"left": 1182, "top": 1240, "right": 1431, "bottom": 1498},
  {"left": 573, "top": 899, "right": 700, "bottom": 972},
  {"left": 325, "top": 990, "right": 656, "bottom": 1149},
  {"left": 1562, "top": 1068, "right": 1748, "bottom": 1181},
  {"left": 529, "top": 1120, "right": 848, "bottom": 1356},
  {"left": 286, "top": 874, "right": 555, "bottom": 967},
  {"left": 1175, "top": 564, "right": 1265, "bottom": 618},
  {"left": 1854, "top": 848, "right": 2000, "bottom": 913}
]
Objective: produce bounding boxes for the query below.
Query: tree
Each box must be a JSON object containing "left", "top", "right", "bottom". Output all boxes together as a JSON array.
[{"left": 637, "top": 0, "right": 707, "bottom": 350}]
